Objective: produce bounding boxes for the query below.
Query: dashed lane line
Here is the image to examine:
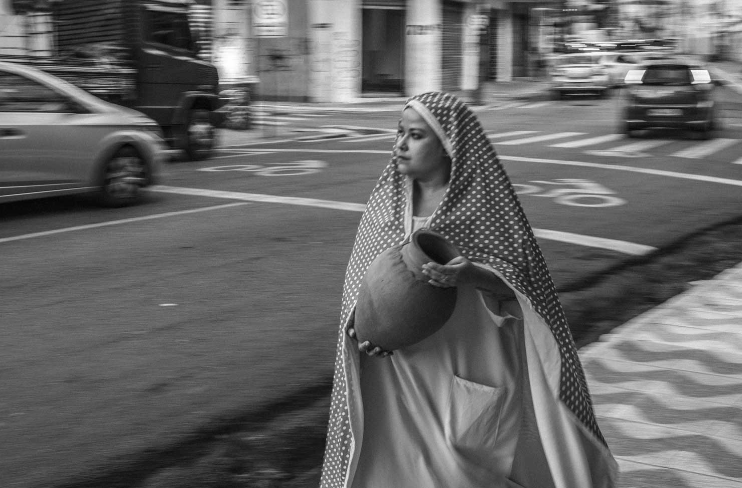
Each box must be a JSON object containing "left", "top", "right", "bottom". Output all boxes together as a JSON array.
[{"left": 0, "top": 203, "right": 249, "bottom": 245}]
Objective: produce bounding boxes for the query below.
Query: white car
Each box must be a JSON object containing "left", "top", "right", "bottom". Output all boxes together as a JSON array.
[
  {"left": 0, "top": 60, "right": 166, "bottom": 206},
  {"left": 550, "top": 53, "right": 611, "bottom": 99},
  {"left": 599, "top": 52, "right": 642, "bottom": 87}
]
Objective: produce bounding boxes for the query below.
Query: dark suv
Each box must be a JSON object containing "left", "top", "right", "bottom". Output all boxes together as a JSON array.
[{"left": 621, "top": 60, "right": 718, "bottom": 138}]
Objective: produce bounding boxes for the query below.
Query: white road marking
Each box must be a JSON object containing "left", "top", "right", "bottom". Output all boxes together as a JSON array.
[
  {"left": 670, "top": 138, "right": 738, "bottom": 159},
  {"left": 152, "top": 186, "right": 654, "bottom": 255},
  {"left": 212, "top": 148, "right": 390, "bottom": 159},
  {"left": 152, "top": 186, "right": 368, "bottom": 212},
  {"left": 489, "top": 102, "right": 523, "bottom": 111},
  {"left": 0, "top": 203, "right": 249, "bottom": 245},
  {"left": 341, "top": 133, "right": 396, "bottom": 143},
  {"left": 597, "top": 139, "right": 672, "bottom": 153},
  {"left": 251, "top": 120, "right": 287, "bottom": 126},
  {"left": 488, "top": 131, "right": 538, "bottom": 139},
  {"left": 501, "top": 155, "right": 742, "bottom": 187},
  {"left": 733, "top": 157, "right": 742, "bottom": 165},
  {"left": 533, "top": 229, "right": 655, "bottom": 256},
  {"left": 520, "top": 102, "right": 551, "bottom": 109},
  {"left": 551, "top": 134, "right": 624, "bottom": 148},
  {"left": 497, "top": 132, "right": 586, "bottom": 145}
]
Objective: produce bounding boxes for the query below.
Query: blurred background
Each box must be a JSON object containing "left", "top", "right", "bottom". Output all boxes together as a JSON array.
[{"left": 2, "top": 0, "right": 741, "bottom": 103}]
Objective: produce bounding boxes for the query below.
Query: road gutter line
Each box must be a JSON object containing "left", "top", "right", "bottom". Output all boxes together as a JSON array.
[{"left": 0, "top": 203, "right": 249, "bottom": 245}]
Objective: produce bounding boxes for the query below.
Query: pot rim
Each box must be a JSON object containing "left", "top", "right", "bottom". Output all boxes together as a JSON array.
[{"left": 411, "top": 229, "right": 460, "bottom": 265}]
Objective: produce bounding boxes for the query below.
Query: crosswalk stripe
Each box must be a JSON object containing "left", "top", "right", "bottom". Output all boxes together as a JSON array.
[
  {"left": 258, "top": 115, "right": 307, "bottom": 122},
  {"left": 550, "top": 134, "right": 624, "bottom": 148},
  {"left": 733, "top": 157, "right": 742, "bottom": 165},
  {"left": 520, "top": 102, "right": 550, "bottom": 109},
  {"left": 602, "top": 139, "right": 672, "bottom": 153},
  {"left": 497, "top": 132, "right": 585, "bottom": 145},
  {"left": 490, "top": 102, "right": 523, "bottom": 111},
  {"left": 670, "top": 138, "right": 738, "bottom": 159},
  {"left": 253, "top": 120, "right": 287, "bottom": 126},
  {"left": 487, "top": 131, "right": 538, "bottom": 139},
  {"left": 341, "top": 133, "right": 395, "bottom": 143}
]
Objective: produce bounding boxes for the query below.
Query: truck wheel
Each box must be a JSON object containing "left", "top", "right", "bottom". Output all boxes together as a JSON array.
[
  {"left": 185, "top": 109, "right": 216, "bottom": 161},
  {"left": 99, "top": 146, "right": 146, "bottom": 207}
]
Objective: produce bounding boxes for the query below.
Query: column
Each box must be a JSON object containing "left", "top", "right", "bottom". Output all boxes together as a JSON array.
[
  {"left": 497, "top": 7, "right": 513, "bottom": 82},
  {"left": 308, "top": 0, "right": 362, "bottom": 102},
  {"left": 461, "top": 3, "right": 480, "bottom": 92},
  {"left": 406, "top": 0, "right": 442, "bottom": 94}
]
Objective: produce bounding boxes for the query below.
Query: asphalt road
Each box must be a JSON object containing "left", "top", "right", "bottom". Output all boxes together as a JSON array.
[{"left": 2, "top": 90, "right": 742, "bottom": 487}]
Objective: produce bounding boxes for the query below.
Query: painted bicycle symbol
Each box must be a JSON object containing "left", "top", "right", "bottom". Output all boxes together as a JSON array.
[
  {"left": 199, "top": 160, "right": 327, "bottom": 176},
  {"left": 512, "top": 178, "right": 626, "bottom": 208}
]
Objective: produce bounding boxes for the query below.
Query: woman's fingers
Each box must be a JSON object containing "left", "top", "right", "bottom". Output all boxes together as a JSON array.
[{"left": 358, "top": 340, "right": 392, "bottom": 357}]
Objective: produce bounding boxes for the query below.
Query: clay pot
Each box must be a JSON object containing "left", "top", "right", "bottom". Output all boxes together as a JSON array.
[{"left": 354, "top": 229, "right": 461, "bottom": 351}]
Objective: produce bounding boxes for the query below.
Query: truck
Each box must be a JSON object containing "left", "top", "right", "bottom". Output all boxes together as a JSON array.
[{"left": 1, "top": 0, "right": 223, "bottom": 160}]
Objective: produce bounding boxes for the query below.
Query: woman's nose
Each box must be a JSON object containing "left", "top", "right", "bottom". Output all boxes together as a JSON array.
[{"left": 397, "top": 135, "right": 408, "bottom": 151}]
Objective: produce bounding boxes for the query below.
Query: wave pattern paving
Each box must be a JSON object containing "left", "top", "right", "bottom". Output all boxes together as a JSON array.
[{"left": 580, "top": 264, "right": 742, "bottom": 487}]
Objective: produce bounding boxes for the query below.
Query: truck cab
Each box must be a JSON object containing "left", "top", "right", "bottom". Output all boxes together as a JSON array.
[
  {"left": 49, "top": 0, "right": 223, "bottom": 160},
  {"left": 136, "top": 1, "right": 222, "bottom": 160}
]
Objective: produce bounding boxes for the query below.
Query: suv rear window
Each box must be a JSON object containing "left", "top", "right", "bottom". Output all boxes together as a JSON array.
[{"left": 642, "top": 67, "right": 691, "bottom": 85}]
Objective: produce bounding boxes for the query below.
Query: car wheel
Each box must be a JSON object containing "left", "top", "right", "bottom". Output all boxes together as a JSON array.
[
  {"left": 184, "top": 108, "right": 216, "bottom": 161},
  {"left": 99, "top": 146, "right": 147, "bottom": 207}
]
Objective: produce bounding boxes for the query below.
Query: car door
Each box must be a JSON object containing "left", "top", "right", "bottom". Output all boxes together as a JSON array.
[{"left": 0, "top": 69, "right": 91, "bottom": 199}]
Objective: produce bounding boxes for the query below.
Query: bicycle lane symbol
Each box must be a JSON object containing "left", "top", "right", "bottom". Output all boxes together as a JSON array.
[
  {"left": 512, "top": 178, "right": 626, "bottom": 207},
  {"left": 198, "top": 160, "right": 328, "bottom": 176}
]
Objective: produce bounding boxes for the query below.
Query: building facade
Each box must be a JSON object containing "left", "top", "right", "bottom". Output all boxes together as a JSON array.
[{"left": 212, "top": 0, "right": 556, "bottom": 102}]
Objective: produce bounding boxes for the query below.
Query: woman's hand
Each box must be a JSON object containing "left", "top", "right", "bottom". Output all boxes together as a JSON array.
[
  {"left": 423, "top": 257, "right": 516, "bottom": 301},
  {"left": 345, "top": 316, "right": 393, "bottom": 358},
  {"left": 422, "top": 256, "right": 473, "bottom": 288}
]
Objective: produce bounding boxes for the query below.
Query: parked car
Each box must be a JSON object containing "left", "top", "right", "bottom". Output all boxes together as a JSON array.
[
  {"left": 549, "top": 52, "right": 611, "bottom": 99},
  {"left": 0, "top": 61, "right": 165, "bottom": 206},
  {"left": 620, "top": 60, "right": 719, "bottom": 138}
]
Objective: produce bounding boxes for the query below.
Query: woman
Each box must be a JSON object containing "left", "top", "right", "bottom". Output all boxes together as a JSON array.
[{"left": 320, "top": 92, "right": 618, "bottom": 488}]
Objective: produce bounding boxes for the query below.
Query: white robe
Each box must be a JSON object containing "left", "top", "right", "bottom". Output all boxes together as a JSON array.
[{"left": 350, "top": 217, "right": 527, "bottom": 488}]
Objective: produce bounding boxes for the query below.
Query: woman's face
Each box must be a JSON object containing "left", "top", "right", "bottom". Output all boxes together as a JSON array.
[{"left": 394, "top": 108, "right": 450, "bottom": 184}]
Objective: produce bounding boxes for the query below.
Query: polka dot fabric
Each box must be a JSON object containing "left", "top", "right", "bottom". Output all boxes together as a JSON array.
[{"left": 320, "top": 92, "right": 607, "bottom": 487}]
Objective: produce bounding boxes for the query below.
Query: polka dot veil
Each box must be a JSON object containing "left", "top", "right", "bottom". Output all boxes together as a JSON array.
[{"left": 320, "top": 92, "right": 607, "bottom": 487}]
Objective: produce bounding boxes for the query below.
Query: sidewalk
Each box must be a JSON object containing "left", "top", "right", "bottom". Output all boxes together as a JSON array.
[{"left": 581, "top": 262, "right": 742, "bottom": 487}]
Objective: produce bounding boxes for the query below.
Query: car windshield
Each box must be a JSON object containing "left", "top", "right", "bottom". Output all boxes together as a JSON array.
[{"left": 642, "top": 66, "right": 691, "bottom": 85}]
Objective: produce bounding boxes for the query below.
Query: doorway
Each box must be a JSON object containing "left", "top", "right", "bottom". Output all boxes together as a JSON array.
[{"left": 362, "top": 6, "right": 405, "bottom": 94}]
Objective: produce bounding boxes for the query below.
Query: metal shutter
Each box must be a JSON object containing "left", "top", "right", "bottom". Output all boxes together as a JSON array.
[
  {"left": 488, "top": 10, "right": 498, "bottom": 80},
  {"left": 441, "top": 0, "right": 463, "bottom": 92}
]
